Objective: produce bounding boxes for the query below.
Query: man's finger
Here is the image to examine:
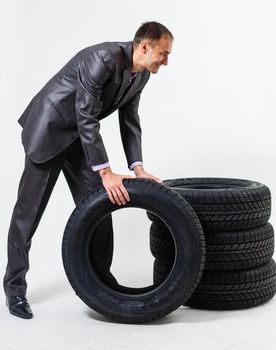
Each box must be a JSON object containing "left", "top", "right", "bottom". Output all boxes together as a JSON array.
[
  {"left": 153, "top": 176, "right": 162, "bottom": 183},
  {"left": 146, "top": 175, "right": 162, "bottom": 183},
  {"left": 119, "top": 185, "right": 130, "bottom": 202},
  {"left": 115, "top": 188, "right": 127, "bottom": 205},
  {"left": 111, "top": 188, "right": 123, "bottom": 205},
  {"left": 107, "top": 189, "right": 116, "bottom": 204}
]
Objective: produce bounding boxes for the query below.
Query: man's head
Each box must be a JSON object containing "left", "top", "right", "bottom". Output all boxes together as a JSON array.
[{"left": 132, "top": 21, "right": 173, "bottom": 74}]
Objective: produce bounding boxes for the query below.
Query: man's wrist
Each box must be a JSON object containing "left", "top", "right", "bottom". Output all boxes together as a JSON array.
[
  {"left": 133, "top": 165, "right": 144, "bottom": 176},
  {"left": 129, "top": 161, "right": 143, "bottom": 171},
  {"left": 99, "top": 167, "right": 112, "bottom": 178}
]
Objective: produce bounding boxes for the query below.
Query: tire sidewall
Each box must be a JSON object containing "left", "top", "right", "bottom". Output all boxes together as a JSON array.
[{"left": 62, "top": 180, "right": 205, "bottom": 321}]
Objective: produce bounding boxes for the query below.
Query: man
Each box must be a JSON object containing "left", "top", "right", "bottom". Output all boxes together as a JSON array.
[{"left": 4, "top": 21, "right": 173, "bottom": 319}]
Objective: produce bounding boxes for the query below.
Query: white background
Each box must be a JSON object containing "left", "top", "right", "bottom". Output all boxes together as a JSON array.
[{"left": 0, "top": 1, "right": 275, "bottom": 349}]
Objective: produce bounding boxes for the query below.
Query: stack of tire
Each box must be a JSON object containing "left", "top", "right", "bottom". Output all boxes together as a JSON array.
[{"left": 148, "top": 178, "right": 276, "bottom": 310}]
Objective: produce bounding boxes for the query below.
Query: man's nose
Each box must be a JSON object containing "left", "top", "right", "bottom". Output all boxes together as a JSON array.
[{"left": 162, "top": 56, "right": 168, "bottom": 66}]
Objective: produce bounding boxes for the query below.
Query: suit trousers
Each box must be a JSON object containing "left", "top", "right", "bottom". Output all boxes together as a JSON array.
[{"left": 3, "top": 138, "right": 114, "bottom": 297}]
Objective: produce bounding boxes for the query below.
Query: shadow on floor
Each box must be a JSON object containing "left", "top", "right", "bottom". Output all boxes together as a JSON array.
[{"left": 85, "top": 304, "right": 248, "bottom": 325}]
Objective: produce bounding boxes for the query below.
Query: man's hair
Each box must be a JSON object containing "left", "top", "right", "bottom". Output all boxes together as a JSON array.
[{"left": 133, "top": 21, "right": 174, "bottom": 47}]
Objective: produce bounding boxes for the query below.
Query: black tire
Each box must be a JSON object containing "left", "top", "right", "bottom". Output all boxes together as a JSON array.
[
  {"left": 147, "top": 178, "right": 271, "bottom": 231},
  {"left": 154, "top": 258, "right": 276, "bottom": 310},
  {"left": 150, "top": 223, "right": 175, "bottom": 264},
  {"left": 153, "top": 258, "right": 172, "bottom": 284},
  {"left": 62, "top": 179, "right": 205, "bottom": 323},
  {"left": 186, "top": 259, "right": 276, "bottom": 310},
  {"left": 150, "top": 222, "right": 274, "bottom": 271}
]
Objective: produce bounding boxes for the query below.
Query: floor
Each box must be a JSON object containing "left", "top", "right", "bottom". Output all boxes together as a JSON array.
[{"left": 0, "top": 261, "right": 275, "bottom": 350}]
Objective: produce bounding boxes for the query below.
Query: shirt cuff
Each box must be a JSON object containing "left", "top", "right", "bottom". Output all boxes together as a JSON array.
[
  {"left": 91, "top": 162, "right": 110, "bottom": 172},
  {"left": 129, "top": 161, "right": 143, "bottom": 170}
]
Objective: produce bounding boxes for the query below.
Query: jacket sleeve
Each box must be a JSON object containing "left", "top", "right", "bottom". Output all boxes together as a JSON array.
[
  {"left": 75, "top": 51, "right": 114, "bottom": 168},
  {"left": 118, "top": 90, "right": 143, "bottom": 169}
]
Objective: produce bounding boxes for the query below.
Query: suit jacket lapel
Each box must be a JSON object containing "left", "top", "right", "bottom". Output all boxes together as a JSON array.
[
  {"left": 118, "top": 73, "right": 143, "bottom": 106},
  {"left": 114, "top": 67, "right": 131, "bottom": 105}
]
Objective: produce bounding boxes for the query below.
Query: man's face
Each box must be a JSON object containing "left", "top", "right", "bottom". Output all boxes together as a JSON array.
[{"left": 142, "top": 36, "right": 173, "bottom": 74}]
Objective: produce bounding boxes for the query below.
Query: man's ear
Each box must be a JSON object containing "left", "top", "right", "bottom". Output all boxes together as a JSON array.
[{"left": 140, "top": 40, "right": 149, "bottom": 54}]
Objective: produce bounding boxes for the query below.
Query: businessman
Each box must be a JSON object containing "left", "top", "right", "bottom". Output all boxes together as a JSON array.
[{"left": 4, "top": 21, "right": 173, "bottom": 319}]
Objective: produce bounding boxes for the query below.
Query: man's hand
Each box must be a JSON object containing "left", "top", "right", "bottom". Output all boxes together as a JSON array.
[
  {"left": 133, "top": 165, "right": 162, "bottom": 183},
  {"left": 99, "top": 167, "right": 134, "bottom": 205}
]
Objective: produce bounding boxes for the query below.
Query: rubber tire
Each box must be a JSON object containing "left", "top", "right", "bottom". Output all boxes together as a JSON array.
[
  {"left": 154, "top": 258, "right": 276, "bottom": 310},
  {"left": 62, "top": 179, "right": 206, "bottom": 323},
  {"left": 147, "top": 177, "right": 271, "bottom": 231},
  {"left": 150, "top": 222, "right": 274, "bottom": 271}
]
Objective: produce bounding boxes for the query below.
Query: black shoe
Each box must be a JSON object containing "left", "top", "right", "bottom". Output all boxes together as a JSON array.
[{"left": 6, "top": 295, "right": 33, "bottom": 319}]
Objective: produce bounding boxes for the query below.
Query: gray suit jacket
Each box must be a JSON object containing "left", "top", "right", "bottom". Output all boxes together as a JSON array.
[{"left": 18, "top": 41, "right": 150, "bottom": 168}]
